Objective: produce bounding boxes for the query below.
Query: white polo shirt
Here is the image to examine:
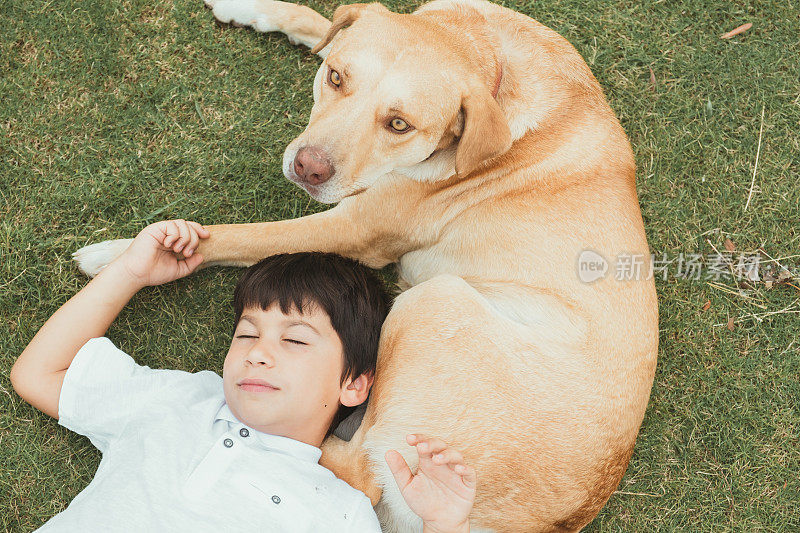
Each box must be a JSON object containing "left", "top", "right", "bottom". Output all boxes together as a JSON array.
[{"left": 37, "top": 337, "right": 381, "bottom": 532}]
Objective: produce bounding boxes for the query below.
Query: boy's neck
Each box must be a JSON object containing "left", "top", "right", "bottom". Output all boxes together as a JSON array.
[
  {"left": 247, "top": 419, "right": 329, "bottom": 449},
  {"left": 223, "top": 402, "right": 332, "bottom": 449}
]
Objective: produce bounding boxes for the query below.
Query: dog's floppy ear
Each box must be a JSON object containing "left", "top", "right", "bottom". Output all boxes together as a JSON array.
[
  {"left": 311, "top": 3, "right": 388, "bottom": 55},
  {"left": 454, "top": 85, "right": 512, "bottom": 178}
]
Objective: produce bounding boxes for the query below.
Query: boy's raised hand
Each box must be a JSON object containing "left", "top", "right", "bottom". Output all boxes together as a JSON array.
[
  {"left": 113, "top": 219, "right": 210, "bottom": 288},
  {"left": 386, "top": 434, "right": 477, "bottom": 533}
]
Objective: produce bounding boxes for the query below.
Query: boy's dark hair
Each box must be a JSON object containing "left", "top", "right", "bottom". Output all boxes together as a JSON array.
[{"left": 232, "top": 252, "right": 392, "bottom": 434}]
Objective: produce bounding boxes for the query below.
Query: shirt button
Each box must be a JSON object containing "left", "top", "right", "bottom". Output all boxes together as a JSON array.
[
  {"left": 239, "top": 428, "right": 249, "bottom": 437},
  {"left": 271, "top": 495, "right": 281, "bottom": 504},
  {"left": 223, "top": 438, "right": 234, "bottom": 448}
]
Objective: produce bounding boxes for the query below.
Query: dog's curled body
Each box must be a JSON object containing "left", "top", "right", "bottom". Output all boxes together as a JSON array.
[{"left": 75, "top": 1, "right": 658, "bottom": 530}]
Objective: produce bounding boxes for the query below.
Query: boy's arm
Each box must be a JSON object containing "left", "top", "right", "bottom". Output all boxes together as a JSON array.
[
  {"left": 9, "top": 265, "right": 143, "bottom": 418},
  {"left": 386, "top": 434, "right": 477, "bottom": 533},
  {"left": 10, "top": 219, "right": 208, "bottom": 419}
]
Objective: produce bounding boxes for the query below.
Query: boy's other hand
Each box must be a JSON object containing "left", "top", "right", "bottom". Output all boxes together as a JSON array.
[
  {"left": 386, "top": 434, "right": 476, "bottom": 533},
  {"left": 113, "top": 220, "right": 210, "bottom": 287}
]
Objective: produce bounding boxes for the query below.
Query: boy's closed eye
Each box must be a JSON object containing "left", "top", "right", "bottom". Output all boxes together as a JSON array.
[
  {"left": 283, "top": 338, "right": 309, "bottom": 345},
  {"left": 235, "top": 334, "right": 309, "bottom": 346}
]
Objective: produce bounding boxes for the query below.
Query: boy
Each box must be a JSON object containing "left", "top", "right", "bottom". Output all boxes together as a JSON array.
[{"left": 10, "top": 219, "right": 476, "bottom": 532}]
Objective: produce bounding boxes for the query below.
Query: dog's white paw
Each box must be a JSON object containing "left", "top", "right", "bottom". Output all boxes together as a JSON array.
[
  {"left": 72, "top": 238, "right": 134, "bottom": 278},
  {"left": 212, "top": 0, "right": 279, "bottom": 33}
]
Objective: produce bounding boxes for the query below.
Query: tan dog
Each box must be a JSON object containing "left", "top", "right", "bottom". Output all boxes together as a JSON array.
[{"left": 75, "top": 0, "right": 659, "bottom": 530}]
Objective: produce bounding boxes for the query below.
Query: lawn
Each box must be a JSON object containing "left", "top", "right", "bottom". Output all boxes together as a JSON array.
[{"left": 1, "top": 0, "right": 798, "bottom": 530}]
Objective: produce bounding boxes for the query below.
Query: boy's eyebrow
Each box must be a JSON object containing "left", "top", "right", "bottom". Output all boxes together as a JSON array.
[
  {"left": 239, "top": 315, "right": 320, "bottom": 335},
  {"left": 286, "top": 320, "right": 320, "bottom": 335},
  {"left": 239, "top": 315, "right": 257, "bottom": 326}
]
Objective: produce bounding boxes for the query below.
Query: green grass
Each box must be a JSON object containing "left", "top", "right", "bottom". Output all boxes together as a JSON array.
[{"left": 1, "top": 0, "right": 798, "bottom": 530}]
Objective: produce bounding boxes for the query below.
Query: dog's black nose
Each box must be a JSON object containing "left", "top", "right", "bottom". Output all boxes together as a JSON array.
[{"left": 293, "top": 146, "right": 334, "bottom": 186}]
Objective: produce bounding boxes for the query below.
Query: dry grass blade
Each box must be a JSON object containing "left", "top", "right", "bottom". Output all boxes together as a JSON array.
[{"left": 744, "top": 106, "right": 765, "bottom": 211}]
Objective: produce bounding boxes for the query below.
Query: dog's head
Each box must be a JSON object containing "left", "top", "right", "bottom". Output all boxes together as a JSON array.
[{"left": 282, "top": 3, "right": 512, "bottom": 203}]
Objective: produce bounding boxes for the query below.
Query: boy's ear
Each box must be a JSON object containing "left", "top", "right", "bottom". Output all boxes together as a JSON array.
[{"left": 339, "top": 372, "right": 374, "bottom": 407}]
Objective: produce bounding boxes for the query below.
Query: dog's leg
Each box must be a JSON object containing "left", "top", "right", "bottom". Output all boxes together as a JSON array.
[
  {"left": 194, "top": 203, "right": 411, "bottom": 269},
  {"left": 73, "top": 199, "right": 415, "bottom": 277},
  {"left": 206, "top": 0, "right": 332, "bottom": 54}
]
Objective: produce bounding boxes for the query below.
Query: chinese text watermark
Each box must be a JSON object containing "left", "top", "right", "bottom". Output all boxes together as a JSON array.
[{"left": 578, "top": 250, "right": 796, "bottom": 284}]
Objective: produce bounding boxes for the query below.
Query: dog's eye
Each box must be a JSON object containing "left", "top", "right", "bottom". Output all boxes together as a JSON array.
[
  {"left": 389, "top": 118, "right": 411, "bottom": 133},
  {"left": 328, "top": 68, "right": 341, "bottom": 87}
]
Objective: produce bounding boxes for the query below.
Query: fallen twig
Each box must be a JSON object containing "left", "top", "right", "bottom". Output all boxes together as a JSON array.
[{"left": 721, "top": 22, "right": 752, "bottom": 39}]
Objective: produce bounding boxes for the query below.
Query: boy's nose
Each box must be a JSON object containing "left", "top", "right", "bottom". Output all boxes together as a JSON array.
[{"left": 245, "top": 347, "right": 275, "bottom": 367}]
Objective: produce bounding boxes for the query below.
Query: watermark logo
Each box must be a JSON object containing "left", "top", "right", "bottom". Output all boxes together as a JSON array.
[
  {"left": 575, "top": 250, "right": 796, "bottom": 284},
  {"left": 578, "top": 250, "right": 608, "bottom": 283}
]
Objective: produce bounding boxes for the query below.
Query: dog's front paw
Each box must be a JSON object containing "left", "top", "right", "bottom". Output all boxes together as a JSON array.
[
  {"left": 211, "top": 0, "right": 280, "bottom": 33},
  {"left": 72, "top": 238, "right": 134, "bottom": 278}
]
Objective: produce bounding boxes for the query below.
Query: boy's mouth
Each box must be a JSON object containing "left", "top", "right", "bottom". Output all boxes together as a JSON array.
[{"left": 238, "top": 378, "right": 280, "bottom": 393}]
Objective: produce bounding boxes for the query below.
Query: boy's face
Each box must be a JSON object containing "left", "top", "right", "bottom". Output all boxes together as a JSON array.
[{"left": 223, "top": 303, "right": 361, "bottom": 447}]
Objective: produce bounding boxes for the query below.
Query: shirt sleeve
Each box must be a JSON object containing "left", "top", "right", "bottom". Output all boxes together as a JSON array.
[
  {"left": 347, "top": 495, "right": 382, "bottom": 531},
  {"left": 58, "top": 337, "right": 187, "bottom": 453}
]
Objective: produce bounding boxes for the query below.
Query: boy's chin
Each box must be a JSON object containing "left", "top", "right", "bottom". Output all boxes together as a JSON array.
[
  {"left": 226, "top": 401, "right": 296, "bottom": 439},
  {"left": 225, "top": 397, "right": 273, "bottom": 429}
]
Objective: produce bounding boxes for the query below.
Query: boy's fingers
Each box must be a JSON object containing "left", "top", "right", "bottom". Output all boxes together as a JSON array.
[
  {"left": 183, "top": 253, "right": 203, "bottom": 274},
  {"left": 174, "top": 219, "right": 191, "bottom": 252},
  {"left": 187, "top": 220, "right": 210, "bottom": 238},
  {"left": 416, "top": 436, "right": 448, "bottom": 459},
  {"left": 148, "top": 220, "right": 168, "bottom": 238},
  {"left": 161, "top": 220, "right": 173, "bottom": 248},
  {"left": 162, "top": 220, "right": 177, "bottom": 248},
  {"left": 406, "top": 433, "right": 424, "bottom": 446},
  {"left": 175, "top": 253, "right": 203, "bottom": 278},
  {"left": 184, "top": 225, "right": 200, "bottom": 257},
  {"left": 185, "top": 220, "right": 211, "bottom": 257},
  {"left": 432, "top": 448, "right": 464, "bottom": 467},
  {"left": 385, "top": 450, "right": 413, "bottom": 491},
  {"left": 455, "top": 464, "right": 477, "bottom": 488}
]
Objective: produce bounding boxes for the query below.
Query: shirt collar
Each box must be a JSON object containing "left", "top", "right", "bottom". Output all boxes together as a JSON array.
[{"left": 214, "top": 403, "right": 323, "bottom": 464}]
